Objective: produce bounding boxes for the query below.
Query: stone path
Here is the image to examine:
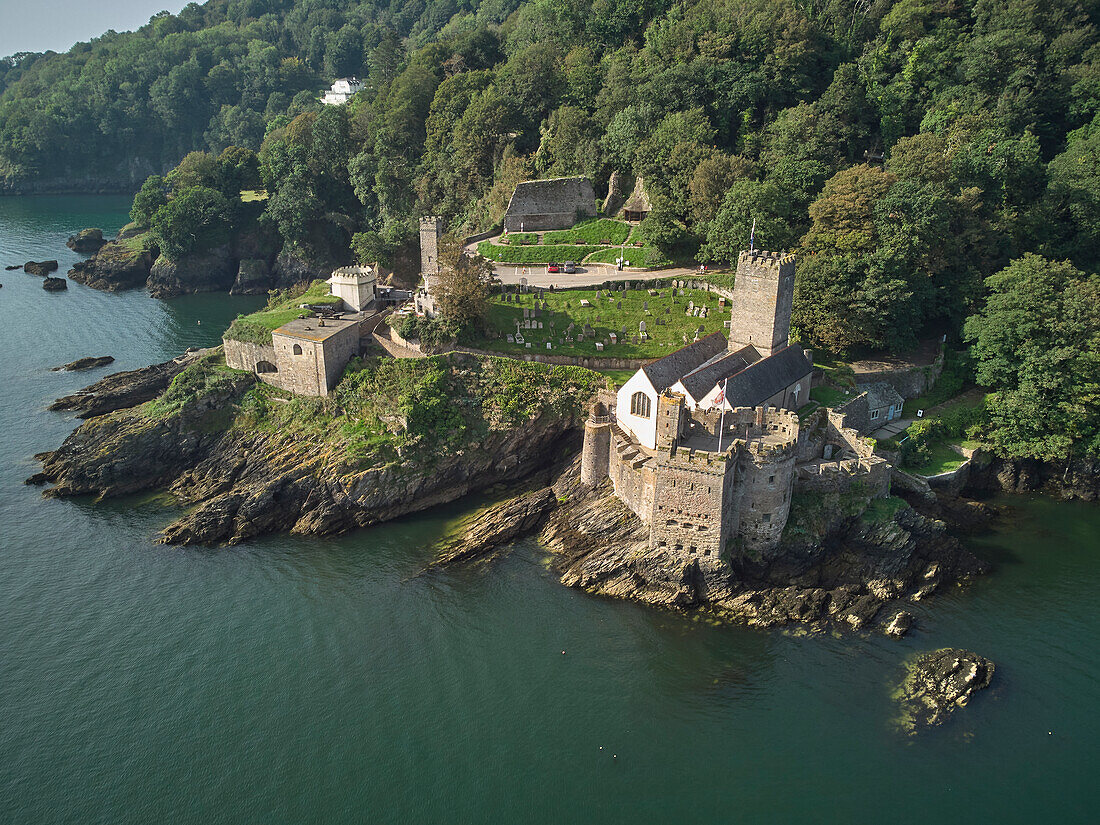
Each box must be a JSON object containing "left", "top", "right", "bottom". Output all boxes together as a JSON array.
[
  {"left": 870, "top": 418, "right": 914, "bottom": 440},
  {"left": 370, "top": 327, "right": 424, "bottom": 359}
]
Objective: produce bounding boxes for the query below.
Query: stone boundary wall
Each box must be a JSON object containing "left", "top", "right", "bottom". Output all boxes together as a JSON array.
[
  {"left": 854, "top": 348, "right": 945, "bottom": 400},
  {"left": 463, "top": 228, "right": 500, "bottom": 246},
  {"left": 448, "top": 344, "right": 649, "bottom": 370},
  {"left": 923, "top": 458, "right": 973, "bottom": 496}
]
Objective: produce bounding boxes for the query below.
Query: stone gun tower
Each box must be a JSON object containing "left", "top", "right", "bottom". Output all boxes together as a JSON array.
[
  {"left": 419, "top": 216, "right": 443, "bottom": 277},
  {"left": 728, "top": 251, "right": 796, "bottom": 356}
]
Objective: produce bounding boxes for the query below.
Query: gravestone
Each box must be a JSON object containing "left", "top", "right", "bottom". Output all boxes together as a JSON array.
[
  {"left": 632, "top": 335, "right": 639, "bottom": 344},
  {"left": 516, "top": 334, "right": 525, "bottom": 344},
  {"left": 678, "top": 289, "right": 684, "bottom": 296},
  {"left": 583, "top": 323, "right": 594, "bottom": 337},
  {"left": 595, "top": 342, "right": 604, "bottom": 351},
  {"left": 609, "top": 333, "right": 618, "bottom": 344},
  {"left": 617, "top": 301, "right": 622, "bottom": 309},
  {"left": 580, "top": 299, "right": 591, "bottom": 307},
  {"left": 538, "top": 321, "right": 543, "bottom": 329},
  {"left": 526, "top": 343, "right": 532, "bottom": 349},
  {"left": 718, "top": 297, "right": 726, "bottom": 306},
  {"left": 638, "top": 320, "right": 646, "bottom": 334},
  {"left": 687, "top": 300, "right": 694, "bottom": 312},
  {"left": 698, "top": 325, "right": 706, "bottom": 334},
  {"left": 656, "top": 318, "right": 665, "bottom": 325},
  {"left": 507, "top": 335, "right": 515, "bottom": 343},
  {"left": 546, "top": 342, "right": 552, "bottom": 350},
  {"left": 665, "top": 307, "right": 671, "bottom": 314},
  {"left": 643, "top": 301, "right": 648, "bottom": 310}
]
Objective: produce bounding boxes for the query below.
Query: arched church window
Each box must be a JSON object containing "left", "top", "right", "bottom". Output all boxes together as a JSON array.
[
  {"left": 293, "top": 344, "right": 303, "bottom": 355},
  {"left": 630, "top": 392, "right": 651, "bottom": 418}
]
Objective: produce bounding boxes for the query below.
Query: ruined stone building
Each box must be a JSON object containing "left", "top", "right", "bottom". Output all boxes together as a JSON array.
[
  {"left": 503, "top": 177, "right": 596, "bottom": 232},
  {"left": 582, "top": 250, "right": 891, "bottom": 558}
]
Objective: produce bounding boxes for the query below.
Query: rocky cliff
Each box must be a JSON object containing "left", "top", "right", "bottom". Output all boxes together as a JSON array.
[
  {"left": 31, "top": 351, "right": 601, "bottom": 546},
  {"left": 428, "top": 463, "right": 989, "bottom": 635},
  {"left": 965, "top": 452, "right": 1100, "bottom": 500}
]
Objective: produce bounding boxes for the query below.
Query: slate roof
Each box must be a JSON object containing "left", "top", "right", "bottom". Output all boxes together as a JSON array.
[
  {"left": 641, "top": 332, "right": 728, "bottom": 392},
  {"left": 718, "top": 344, "right": 814, "bottom": 407},
  {"left": 857, "top": 381, "right": 905, "bottom": 411},
  {"left": 678, "top": 345, "right": 761, "bottom": 402}
]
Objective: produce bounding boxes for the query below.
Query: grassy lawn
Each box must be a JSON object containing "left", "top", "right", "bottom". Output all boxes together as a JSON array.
[
  {"left": 224, "top": 280, "right": 343, "bottom": 344},
  {"left": 240, "top": 189, "right": 269, "bottom": 202},
  {"left": 909, "top": 439, "right": 970, "bottom": 476},
  {"left": 810, "top": 385, "right": 851, "bottom": 407},
  {"left": 594, "top": 367, "right": 636, "bottom": 388},
  {"left": 544, "top": 218, "right": 631, "bottom": 245},
  {"left": 471, "top": 285, "right": 729, "bottom": 359}
]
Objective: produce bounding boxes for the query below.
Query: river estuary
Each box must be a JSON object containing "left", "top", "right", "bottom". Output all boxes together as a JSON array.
[{"left": 0, "top": 196, "right": 1096, "bottom": 823}]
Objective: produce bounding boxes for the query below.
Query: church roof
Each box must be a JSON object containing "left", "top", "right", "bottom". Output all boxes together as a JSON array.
[
  {"left": 719, "top": 344, "right": 814, "bottom": 407},
  {"left": 678, "top": 345, "right": 761, "bottom": 402},
  {"left": 641, "top": 332, "right": 727, "bottom": 392}
]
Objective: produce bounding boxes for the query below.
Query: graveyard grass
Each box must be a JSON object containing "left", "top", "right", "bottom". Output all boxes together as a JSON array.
[{"left": 471, "top": 285, "right": 730, "bottom": 359}]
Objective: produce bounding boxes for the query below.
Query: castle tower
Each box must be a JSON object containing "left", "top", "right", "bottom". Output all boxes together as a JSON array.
[
  {"left": 735, "top": 407, "right": 799, "bottom": 557},
  {"left": 655, "top": 392, "right": 686, "bottom": 452},
  {"left": 580, "top": 402, "right": 611, "bottom": 486},
  {"left": 328, "top": 265, "right": 376, "bottom": 312},
  {"left": 419, "top": 216, "right": 443, "bottom": 277},
  {"left": 729, "top": 251, "right": 796, "bottom": 355}
]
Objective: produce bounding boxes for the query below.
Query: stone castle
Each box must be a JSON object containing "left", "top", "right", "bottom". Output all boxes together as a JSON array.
[{"left": 581, "top": 250, "right": 891, "bottom": 558}]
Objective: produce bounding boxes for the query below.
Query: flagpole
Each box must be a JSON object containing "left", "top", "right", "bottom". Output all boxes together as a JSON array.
[{"left": 717, "top": 378, "right": 728, "bottom": 452}]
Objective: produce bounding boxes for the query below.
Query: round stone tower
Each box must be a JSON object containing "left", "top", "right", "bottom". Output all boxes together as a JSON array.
[{"left": 580, "top": 401, "right": 611, "bottom": 486}]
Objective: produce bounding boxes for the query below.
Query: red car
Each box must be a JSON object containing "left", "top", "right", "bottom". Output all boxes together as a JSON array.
[{"left": 546, "top": 263, "right": 561, "bottom": 273}]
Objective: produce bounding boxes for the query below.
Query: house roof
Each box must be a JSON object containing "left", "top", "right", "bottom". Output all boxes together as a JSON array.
[
  {"left": 641, "top": 332, "right": 728, "bottom": 392},
  {"left": 678, "top": 345, "right": 761, "bottom": 402},
  {"left": 718, "top": 344, "right": 814, "bottom": 407},
  {"left": 857, "top": 381, "right": 905, "bottom": 410}
]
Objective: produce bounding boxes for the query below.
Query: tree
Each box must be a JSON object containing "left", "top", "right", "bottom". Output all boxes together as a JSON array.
[
  {"left": 700, "top": 181, "right": 798, "bottom": 263},
  {"left": 432, "top": 237, "right": 493, "bottom": 332},
  {"left": 150, "top": 186, "right": 234, "bottom": 260},
  {"left": 964, "top": 254, "right": 1100, "bottom": 460},
  {"left": 130, "top": 175, "right": 168, "bottom": 227}
]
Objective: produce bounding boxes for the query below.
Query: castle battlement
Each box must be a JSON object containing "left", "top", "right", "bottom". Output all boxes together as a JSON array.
[{"left": 738, "top": 250, "right": 797, "bottom": 268}]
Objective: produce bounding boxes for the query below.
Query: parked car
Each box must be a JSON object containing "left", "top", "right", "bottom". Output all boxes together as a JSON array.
[
  {"left": 563, "top": 261, "right": 576, "bottom": 273},
  {"left": 547, "top": 262, "right": 561, "bottom": 273}
]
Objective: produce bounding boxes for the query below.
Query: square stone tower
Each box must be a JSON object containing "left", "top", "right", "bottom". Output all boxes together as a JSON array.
[
  {"left": 728, "top": 251, "right": 796, "bottom": 355},
  {"left": 419, "top": 216, "right": 443, "bottom": 276}
]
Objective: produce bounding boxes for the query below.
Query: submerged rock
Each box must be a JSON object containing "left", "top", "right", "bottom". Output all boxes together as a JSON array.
[
  {"left": 429, "top": 487, "right": 558, "bottom": 567},
  {"left": 42, "top": 276, "right": 67, "bottom": 291},
  {"left": 66, "top": 228, "right": 107, "bottom": 254},
  {"left": 5, "top": 264, "right": 21, "bottom": 270},
  {"left": 51, "top": 356, "right": 115, "bottom": 372},
  {"left": 894, "top": 648, "right": 995, "bottom": 732},
  {"left": 883, "top": 610, "right": 915, "bottom": 638},
  {"left": 25, "top": 260, "right": 59, "bottom": 276}
]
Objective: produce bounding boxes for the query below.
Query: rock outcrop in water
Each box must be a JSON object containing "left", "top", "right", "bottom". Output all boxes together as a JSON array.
[
  {"left": 25, "top": 260, "right": 59, "bottom": 275},
  {"left": 894, "top": 648, "right": 995, "bottom": 732},
  {"left": 429, "top": 462, "right": 989, "bottom": 634},
  {"left": 47, "top": 348, "right": 215, "bottom": 418},
  {"left": 51, "top": 356, "right": 115, "bottom": 372},
  {"left": 966, "top": 452, "right": 1100, "bottom": 500},
  {"left": 66, "top": 228, "right": 107, "bottom": 254},
  {"left": 68, "top": 235, "right": 157, "bottom": 291}
]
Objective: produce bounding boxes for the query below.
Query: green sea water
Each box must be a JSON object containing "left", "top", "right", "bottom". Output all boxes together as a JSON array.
[{"left": 1, "top": 196, "right": 1097, "bottom": 824}]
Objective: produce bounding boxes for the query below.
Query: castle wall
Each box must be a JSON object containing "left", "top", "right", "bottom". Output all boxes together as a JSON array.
[
  {"left": 609, "top": 428, "right": 656, "bottom": 524},
  {"left": 795, "top": 456, "right": 891, "bottom": 498},
  {"left": 319, "top": 323, "right": 361, "bottom": 392},
  {"left": 648, "top": 450, "right": 733, "bottom": 557},
  {"left": 224, "top": 339, "right": 277, "bottom": 375},
  {"left": 736, "top": 440, "right": 797, "bottom": 556},
  {"left": 728, "top": 251, "right": 796, "bottom": 355}
]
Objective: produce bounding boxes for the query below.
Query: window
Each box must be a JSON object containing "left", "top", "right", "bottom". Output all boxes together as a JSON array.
[
  {"left": 769, "top": 475, "right": 775, "bottom": 484},
  {"left": 870, "top": 409, "right": 880, "bottom": 420},
  {"left": 292, "top": 344, "right": 303, "bottom": 355},
  {"left": 630, "top": 391, "right": 651, "bottom": 418},
  {"left": 762, "top": 513, "right": 772, "bottom": 523}
]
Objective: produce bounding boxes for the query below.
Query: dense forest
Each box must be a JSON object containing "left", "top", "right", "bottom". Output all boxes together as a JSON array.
[{"left": 2, "top": 0, "right": 1099, "bottom": 458}]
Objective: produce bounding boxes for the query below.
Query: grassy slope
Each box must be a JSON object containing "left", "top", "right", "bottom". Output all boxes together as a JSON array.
[
  {"left": 543, "top": 218, "right": 631, "bottom": 245},
  {"left": 478, "top": 241, "right": 600, "bottom": 263},
  {"left": 472, "top": 285, "right": 728, "bottom": 359},
  {"left": 223, "top": 280, "right": 342, "bottom": 344}
]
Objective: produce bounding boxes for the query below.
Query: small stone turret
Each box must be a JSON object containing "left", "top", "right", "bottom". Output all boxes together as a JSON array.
[
  {"left": 655, "top": 392, "right": 686, "bottom": 452},
  {"left": 580, "top": 401, "right": 611, "bottom": 486}
]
